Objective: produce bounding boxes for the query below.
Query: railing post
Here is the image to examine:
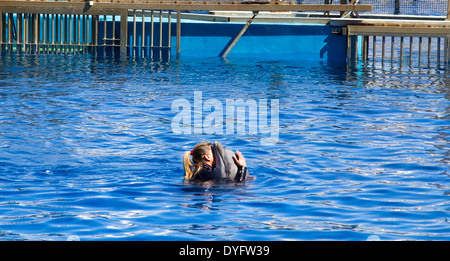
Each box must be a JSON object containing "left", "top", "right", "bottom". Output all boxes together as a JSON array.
[
  {"left": 120, "top": 9, "right": 127, "bottom": 57},
  {"left": 447, "top": 0, "right": 450, "bottom": 20},
  {"left": 0, "top": 12, "right": 3, "bottom": 54},
  {"left": 176, "top": 9, "right": 181, "bottom": 57}
]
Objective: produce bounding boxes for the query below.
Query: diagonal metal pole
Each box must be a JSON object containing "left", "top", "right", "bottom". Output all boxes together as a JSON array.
[{"left": 219, "top": 11, "right": 258, "bottom": 58}]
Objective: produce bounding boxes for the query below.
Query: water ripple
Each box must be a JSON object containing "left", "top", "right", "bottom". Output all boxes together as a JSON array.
[{"left": 0, "top": 55, "right": 449, "bottom": 240}]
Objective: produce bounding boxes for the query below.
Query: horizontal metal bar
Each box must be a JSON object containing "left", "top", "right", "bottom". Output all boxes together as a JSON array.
[
  {"left": 0, "top": 1, "right": 372, "bottom": 13},
  {"left": 347, "top": 25, "right": 450, "bottom": 37}
]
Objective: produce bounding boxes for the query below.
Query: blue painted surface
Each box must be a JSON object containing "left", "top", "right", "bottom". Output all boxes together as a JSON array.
[
  {"left": 106, "top": 20, "right": 348, "bottom": 63},
  {"left": 175, "top": 22, "right": 345, "bottom": 63}
]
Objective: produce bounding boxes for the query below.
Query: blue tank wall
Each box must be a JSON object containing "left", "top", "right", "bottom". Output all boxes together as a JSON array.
[
  {"left": 175, "top": 22, "right": 347, "bottom": 64},
  {"left": 97, "top": 19, "right": 347, "bottom": 64}
]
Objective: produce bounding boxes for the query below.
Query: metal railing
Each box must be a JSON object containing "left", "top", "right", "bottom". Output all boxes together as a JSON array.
[{"left": 298, "top": 0, "right": 448, "bottom": 17}]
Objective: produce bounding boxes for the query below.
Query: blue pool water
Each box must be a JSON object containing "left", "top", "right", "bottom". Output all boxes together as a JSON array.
[{"left": 0, "top": 54, "right": 449, "bottom": 241}]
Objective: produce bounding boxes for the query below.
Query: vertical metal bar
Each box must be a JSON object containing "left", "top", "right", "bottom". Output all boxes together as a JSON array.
[
  {"left": 91, "top": 15, "right": 97, "bottom": 55},
  {"left": 437, "top": 37, "right": 441, "bottom": 66},
  {"left": 103, "top": 14, "right": 107, "bottom": 48},
  {"left": 372, "top": 35, "right": 376, "bottom": 62},
  {"left": 381, "top": 36, "right": 385, "bottom": 63},
  {"left": 39, "top": 14, "right": 42, "bottom": 54},
  {"left": 81, "top": 15, "right": 84, "bottom": 53},
  {"left": 159, "top": 10, "right": 163, "bottom": 48},
  {"left": 3, "top": 13, "right": 8, "bottom": 53},
  {"left": 8, "top": 13, "right": 13, "bottom": 53},
  {"left": 15, "top": 13, "right": 18, "bottom": 53},
  {"left": 8, "top": 12, "right": 11, "bottom": 53},
  {"left": 142, "top": 10, "right": 145, "bottom": 56},
  {"left": 447, "top": 0, "right": 450, "bottom": 21},
  {"left": 150, "top": 10, "right": 154, "bottom": 48},
  {"left": 409, "top": 37, "right": 413, "bottom": 66},
  {"left": 53, "top": 14, "right": 56, "bottom": 53},
  {"left": 133, "top": 9, "right": 137, "bottom": 55},
  {"left": 36, "top": 14, "right": 39, "bottom": 54},
  {"left": 89, "top": 15, "right": 93, "bottom": 53},
  {"left": 34, "top": 14, "right": 38, "bottom": 54},
  {"left": 94, "top": 15, "right": 99, "bottom": 53},
  {"left": 346, "top": 34, "right": 352, "bottom": 63},
  {"left": 86, "top": 15, "right": 90, "bottom": 53},
  {"left": 48, "top": 14, "right": 52, "bottom": 53},
  {"left": 69, "top": 14, "right": 73, "bottom": 53},
  {"left": 96, "top": 15, "right": 100, "bottom": 55},
  {"left": 17, "top": 13, "right": 22, "bottom": 53},
  {"left": 57, "top": 14, "right": 60, "bottom": 54},
  {"left": 92, "top": 15, "right": 97, "bottom": 47},
  {"left": 43, "top": 14, "right": 47, "bottom": 53},
  {"left": 37, "top": 14, "right": 44, "bottom": 54},
  {"left": 55, "top": 14, "right": 59, "bottom": 54},
  {"left": 360, "top": 35, "right": 365, "bottom": 62},
  {"left": 77, "top": 14, "right": 81, "bottom": 53},
  {"left": 445, "top": 36, "right": 449, "bottom": 65},
  {"left": 31, "top": 13, "right": 35, "bottom": 54},
  {"left": 427, "top": 37, "right": 432, "bottom": 66},
  {"left": 84, "top": 15, "right": 88, "bottom": 54},
  {"left": 7, "top": 13, "right": 12, "bottom": 52},
  {"left": 28, "top": 14, "right": 32, "bottom": 54},
  {"left": 85, "top": 15, "right": 88, "bottom": 53},
  {"left": 112, "top": 14, "right": 116, "bottom": 46},
  {"left": 400, "top": 36, "right": 404, "bottom": 65},
  {"left": 176, "top": 9, "right": 181, "bottom": 57},
  {"left": 48, "top": 14, "right": 51, "bottom": 54},
  {"left": 61, "top": 14, "right": 64, "bottom": 54},
  {"left": 18, "top": 13, "right": 22, "bottom": 53},
  {"left": 103, "top": 15, "right": 107, "bottom": 56},
  {"left": 27, "top": 14, "right": 31, "bottom": 54},
  {"left": 5, "top": 13, "right": 9, "bottom": 53},
  {"left": 13, "top": 13, "right": 20, "bottom": 53},
  {"left": 60, "top": 14, "right": 67, "bottom": 53},
  {"left": 168, "top": 10, "right": 172, "bottom": 48},
  {"left": 73, "top": 14, "right": 77, "bottom": 54},
  {"left": 52, "top": 14, "right": 59, "bottom": 53},
  {"left": 24, "top": 13, "right": 28, "bottom": 53},
  {"left": 70, "top": 14, "right": 73, "bottom": 53},
  {"left": 4, "top": 13, "right": 8, "bottom": 52},
  {"left": 390, "top": 36, "right": 395, "bottom": 63},
  {"left": 418, "top": 37, "right": 423, "bottom": 66},
  {"left": 80, "top": 15, "right": 83, "bottom": 54},
  {"left": 120, "top": 10, "right": 128, "bottom": 57},
  {"left": 0, "top": 12, "right": 3, "bottom": 54},
  {"left": 364, "top": 35, "right": 369, "bottom": 61}
]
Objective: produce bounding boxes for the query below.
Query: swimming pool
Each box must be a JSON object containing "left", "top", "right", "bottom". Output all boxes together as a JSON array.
[{"left": 0, "top": 54, "right": 449, "bottom": 241}]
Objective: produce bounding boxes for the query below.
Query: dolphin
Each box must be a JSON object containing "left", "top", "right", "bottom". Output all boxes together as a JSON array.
[{"left": 212, "top": 141, "right": 248, "bottom": 182}]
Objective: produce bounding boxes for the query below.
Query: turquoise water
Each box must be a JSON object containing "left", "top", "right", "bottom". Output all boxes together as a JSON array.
[{"left": 0, "top": 54, "right": 449, "bottom": 241}]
